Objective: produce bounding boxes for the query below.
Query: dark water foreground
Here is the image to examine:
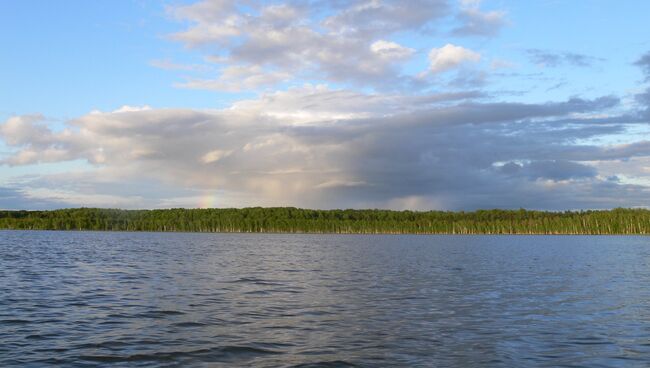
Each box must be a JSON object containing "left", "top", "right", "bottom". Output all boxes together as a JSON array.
[{"left": 1, "top": 232, "right": 650, "bottom": 367}]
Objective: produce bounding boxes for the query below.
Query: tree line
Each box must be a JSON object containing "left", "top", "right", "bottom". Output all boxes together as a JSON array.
[{"left": 1, "top": 207, "right": 650, "bottom": 234}]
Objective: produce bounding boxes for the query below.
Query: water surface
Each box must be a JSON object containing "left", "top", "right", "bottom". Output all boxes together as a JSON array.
[{"left": 1, "top": 231, "right": 650, "bottom": 367}]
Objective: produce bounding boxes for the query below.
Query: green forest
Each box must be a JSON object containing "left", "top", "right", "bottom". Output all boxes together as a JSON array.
[{"left": 1, "top": 207, "right": 650, "bottom": 234}]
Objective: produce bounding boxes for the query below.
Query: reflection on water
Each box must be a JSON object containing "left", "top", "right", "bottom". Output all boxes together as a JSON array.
[{"left": 1, "top": 231, "right": 650, "bottom": 367}]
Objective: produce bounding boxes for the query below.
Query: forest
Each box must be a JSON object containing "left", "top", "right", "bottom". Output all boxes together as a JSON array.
[{"left": 1, "top": 207, "right": 650, "bottom": 234}]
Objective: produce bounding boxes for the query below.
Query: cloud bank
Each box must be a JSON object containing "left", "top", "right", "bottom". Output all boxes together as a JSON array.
[{"left": 2, "top": 85, "right": 649, "bottom": 210}]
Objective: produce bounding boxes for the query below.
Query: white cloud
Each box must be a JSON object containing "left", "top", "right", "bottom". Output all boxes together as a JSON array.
[
  {"left": 228, "top": 85, "right": 483, "bottom": 124},
  {"left": 113, "top": 105, "right": 152, "bottom": 113},
  {"left": 201, "top": 149, "right": 232, "bottom": 163},
  {"left": 427, "top": 44, "right": 481, "bottom": 74},
  {"left": 370, "top": 40, "right": 416, "bottom": 60},
  {"left": 0, "top": 115, "right": 48, "bottom": 146}
]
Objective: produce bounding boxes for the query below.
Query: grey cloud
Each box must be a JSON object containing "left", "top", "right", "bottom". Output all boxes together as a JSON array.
[
  {"left": 635, "top": 51, "right": 650, "bottom": 79},
  {"left": 545, "top": 81, "right": 567, "bottom": 92},
  {"left": 638, "top": 89, "right": 650, "bottom": 105},
  {"left": 321, "top": 0, "right": 450, "bottom": 36},
  {"left": 2, "top": 90, "right": 646, "bottom": 210},
  {"left": 632, "top": 51, "right": 650, "bottom": 118},
  {"left": 526, "top": 49, "right": 604, "bottom": 68},
  {"left": 500, "top": 160, "right": 597, "bottom": 181},
  {"left": 11, "top": 173, "right": 205, "bottom": 209},
  {"left": 637, "top": 89, "right": 650, "bottom": 118},
  {"left": 405, "top": 95, "right": 619, "bottom": 127},
  {"left": 452, "top": 6, "right": 506, "bottom": 37},
  {"left": 0, "top": 186, "right": 67, "bottom": 210},
  {"left": 0, "top": 187, "right": 29, "bottom": 209}
]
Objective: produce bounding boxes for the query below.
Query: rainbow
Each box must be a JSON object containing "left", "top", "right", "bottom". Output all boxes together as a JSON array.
[{"left": 198, "top": 193, "right": 218, "bottom": 209}]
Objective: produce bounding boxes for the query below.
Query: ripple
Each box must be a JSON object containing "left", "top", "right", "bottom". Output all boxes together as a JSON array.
[
  {"left": 136, "top": 310, "right": 185, "bottom": 318},
  {"left": 24, "top": 334, "right": 57, "bottom": 340},
  {"left": 77, "top": 345, "right": 281, "bottom": 363},
  {"left": 0, "top": 319, "right": 31, "bottom": 325},
  {"left": 288, "top": 361, "right": 359, "bottom": 368},
  {"left": 74, "top": 341, "right": 135, "bottom": 350},
  {"left": 172, "top": 321, "right": 206, "bottom": 328},
  {"left": 4, "top": 232, "right": 650, "bottom": 367},
  {"left": 228, "top": 277, "right": 284, "bottom": 285}
]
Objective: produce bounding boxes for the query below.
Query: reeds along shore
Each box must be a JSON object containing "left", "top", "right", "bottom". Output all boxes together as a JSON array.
[{"left": 1, "top": 207, "right": 650, "bottom": 234}]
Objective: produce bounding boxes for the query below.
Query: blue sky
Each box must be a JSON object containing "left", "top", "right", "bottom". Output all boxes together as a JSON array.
[{"left": 1, "top": 0, "right": 650, "bottom": 210}]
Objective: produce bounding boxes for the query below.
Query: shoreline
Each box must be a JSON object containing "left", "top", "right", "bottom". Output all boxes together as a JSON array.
[
  {"left": 2, "top": 228, "right": 648, "bottom": 236},
  {"left": 3, "top": 207, "right": 649, "bottom": 235}
]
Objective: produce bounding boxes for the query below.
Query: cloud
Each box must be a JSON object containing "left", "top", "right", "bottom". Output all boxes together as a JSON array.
[
  {"left": 228, "top": 85, "right": 484, "bottom": 123},
  {"left": 526, "top": 49, "right": 604, "bottom": 68},
  {"left": 2, "top": 2, "right": 647, "bottom": 211},
  {"left": 427, "top": 44, "right": 481, "bottom": 74},
  {"left": 635, "top": 51, "right": 650, "bottom": 79},
  {"left": 499, "top": 160, "right": 597, "bottom": 181},
  {"left": 201, "top": 149, "right": 232, "bottom": 164},
  {"left": 320, "top": 0, "right": 449, "bottom": 37},
  {"left": 111, "top": 105, "right": 152, "bottom": 113},
  {"left": 0, "top": 186, "right": 68, "bottom": 210},
  {"left": 163, "top": 1, "right": 454, "bottom": 90},
  {"left": 149, "top": 59, "right": 209, "bottom": 72},
  {"left": 0, "top": 115, "right": 49, "bottom": 146},
  {"left": 3, "top": 89, "right": 647, "bottom": 210},
  {"left": 178, "top": 65, "right": 291, "bottom": 91},
  {"left": 490, "top": 59, "right": 515, "bottom": 70},
  {"left": 370, "top": 40, "right": 416, "bottom": 60},
  {"left": 637, "top": 89, "right": 650, "bottom": 118},
  {"left": 452, "top": 0, "right": 506, "bottom": 37},
  {"left": 634, "top": 51, "right": 650, "bottom": 118}
]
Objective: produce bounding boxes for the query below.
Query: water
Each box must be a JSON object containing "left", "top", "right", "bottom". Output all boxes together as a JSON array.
[{"left": 1, "top": 231, "right": 650, "bottom": 367}]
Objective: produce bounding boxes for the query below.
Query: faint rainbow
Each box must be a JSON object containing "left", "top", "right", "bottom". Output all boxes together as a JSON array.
[{"left": 198, "top": 193, "right": 218, "bottom": 209}]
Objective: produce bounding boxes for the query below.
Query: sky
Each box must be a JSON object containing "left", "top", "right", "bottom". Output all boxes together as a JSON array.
[{"left": 1, "top": 0, "right": 650, "bottom": 211}]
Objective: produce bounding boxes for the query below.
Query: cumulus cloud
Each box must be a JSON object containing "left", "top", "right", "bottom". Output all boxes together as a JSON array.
[
  {"left": 370, "top": 40, "right": 416, "bottom": 60},
  {"left": 3, "top": 88, "right": 648, "bottom": 210},
  {"left": 0, "top": 115, "right": 49, "bottom": 146},
  {"left": 427, "top": 44, "right": 481, "bottom": 74},
  {"left": 152, "top": 0, "right": 513, "bottom": 91},
  {"left": 162, "top": 0, "right": 460, "bottom": 90}
]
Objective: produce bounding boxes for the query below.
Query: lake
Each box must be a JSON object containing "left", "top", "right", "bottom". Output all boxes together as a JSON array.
[{"left": 1, "top": 231, "right": 650, "bottom": 367}]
